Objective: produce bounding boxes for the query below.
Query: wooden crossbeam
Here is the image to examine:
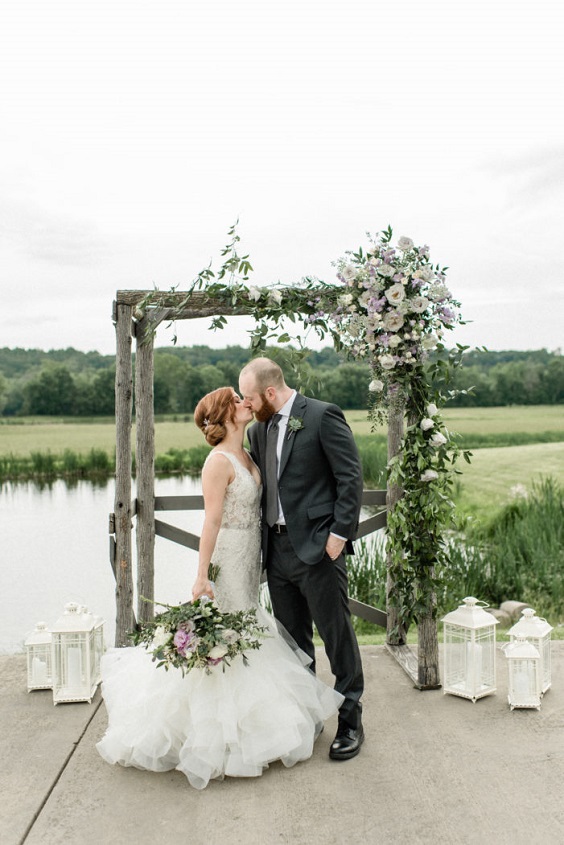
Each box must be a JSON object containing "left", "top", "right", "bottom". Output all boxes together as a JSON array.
[
  {"left": 154, "top": 518, "right": 200, "bottom": 552},
  {"left": 355, "top": 511, "right": 387, "bottom": 538},
  {"left": 155, "top": 495, "right": 205, "bottom": 511}
]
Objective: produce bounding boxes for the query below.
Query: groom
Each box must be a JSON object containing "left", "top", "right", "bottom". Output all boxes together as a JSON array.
[{"left": 239, "top": 357, "right": 365, "bottom": 760}]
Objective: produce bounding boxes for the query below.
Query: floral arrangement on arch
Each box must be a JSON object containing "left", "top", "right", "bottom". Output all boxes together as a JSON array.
[
  {"left": 131, "top": 597, "right": 267, "bottom": 675},
  {"left": 327, "top": 226, "right": 462, "bottom": 404}
]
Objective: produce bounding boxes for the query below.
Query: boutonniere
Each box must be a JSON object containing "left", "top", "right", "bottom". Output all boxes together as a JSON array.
[{"left": 287, "top": 416, "right": 304, "bottom": 440}]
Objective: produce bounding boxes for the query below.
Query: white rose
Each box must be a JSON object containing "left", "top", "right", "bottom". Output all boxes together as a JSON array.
[
  {"left": 383, "top": 311, "right": 404, "bottom": 332},
  {"left": 268, "top": 289, "right": 282, "bottom": 305},
  {"left": 378, "top": 263, "right": 396, "bottom": 278},
  {"left": 209, "top": 643, "right": 229, "bottom": 660},
  {"left": 247, "top": 286, "right": 262, "bottom": 302},
  {"left": 222, "top": 629, "right": 239, "bottom": 644},
  {"left": 368, "top": 257, "right": 379, "bottom": 266},
  {"left": 339, "top": 293, "right": 354, "bottom": 306},
  {"left": 151, "top": 625, "right": 171, "bottom": 649},
  {"left": 342, "top": 264, "right": 357, "bottom": 281},
  {"left": 428, "top": 283, "right": 451, "bottom": 302},
  {"left": 416, "top": 266, "right": 434, "bottom": 282},
  {"left": 397, "top": 236, "right": 414, "bottom": 251},
  {"left": 420, "top": 418, "right": 434, "bottom": 431},
  {"left": 427, "top": 403, "right": 438, "bottom": 416},
  {"left": 409, "top": 296, "right": 429, "bottom": 314},
  {"left": 379, "top": 354, "right": 396, "bottom": 370},
  {"left": 422, "top": 334, "right": 439, "bottom": 350},
  {"left": 430, "top": 432, "right": 447, "bottom": 447},
  {"left": 388, "top": 335, "right": 401, "bottom": 348},
  {"left": 421, "top": 469, "right": 439, "bottom": 482},
  {"left": 385, "top": 283, "right": 405, "bottom": 305},
  {"left": 369, "top": 378, "right": 384, "bottom": 393}
]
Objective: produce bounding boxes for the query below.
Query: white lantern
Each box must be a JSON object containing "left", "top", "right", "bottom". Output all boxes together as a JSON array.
[
  {"left": 50, "top": 602, "right": 99, "bottom": 704},
  {"left": 442, "top": 596, "right": 499, "bottom": 702},
  {"left": 508, "top": 608, "right": 552, "bottom": 695},
  {"left": 504, "top": 634, "right": 541, "bottom": 710},
  {"left": 25, "top": 622, "right": 53, "bottom": 691}
]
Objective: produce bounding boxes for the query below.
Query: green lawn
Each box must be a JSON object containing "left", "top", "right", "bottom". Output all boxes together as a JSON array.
[
  {"left": 2, "top": 408, "right": 563, "bottom": 524},
  {"left": 2, "top": 405, "right": 563, "bottom": 457},
  {"left": 453, "top": 441, "right": 564, "bottom": 515},
  {"left": 0, "top": 418, "right": 203, "bottom": 456},
  {"left": 346, "top": 404, "right": 564, "bottom": 437}
]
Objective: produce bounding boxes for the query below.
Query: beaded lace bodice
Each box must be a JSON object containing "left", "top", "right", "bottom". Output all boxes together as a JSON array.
[{"left": 204, "top": 450, "right": 262, "bottom": 612}]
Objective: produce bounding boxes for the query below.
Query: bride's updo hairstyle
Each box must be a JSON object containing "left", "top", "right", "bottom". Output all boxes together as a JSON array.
[{"left": 194, "top": 387, "right": 237, "bottom": 446}]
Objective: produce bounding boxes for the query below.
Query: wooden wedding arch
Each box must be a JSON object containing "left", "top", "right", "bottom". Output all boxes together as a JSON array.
[{"left": 109, "top": 289, "right": 441, "bottom": 690}]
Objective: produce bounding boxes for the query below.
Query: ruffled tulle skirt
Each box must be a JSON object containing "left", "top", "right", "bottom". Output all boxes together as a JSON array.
[{"left": 96, "top": 609, "right": 343, "bottom": 789}]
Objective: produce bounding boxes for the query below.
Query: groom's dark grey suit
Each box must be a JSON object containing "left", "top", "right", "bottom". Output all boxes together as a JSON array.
[{"left": 247, "top": 392, "right": 364, "bottom": 730}]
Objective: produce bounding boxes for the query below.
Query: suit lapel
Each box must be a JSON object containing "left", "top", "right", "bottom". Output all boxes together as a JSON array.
[{"left": 279, "top": 393, "right": 307, "bottom": 478}]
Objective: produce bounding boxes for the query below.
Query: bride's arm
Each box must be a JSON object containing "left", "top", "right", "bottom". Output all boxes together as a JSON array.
[{"left": 191, "top": 454, "right": 233, "bottom": 601}]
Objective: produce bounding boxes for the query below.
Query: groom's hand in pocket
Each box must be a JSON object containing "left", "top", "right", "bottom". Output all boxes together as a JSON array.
[{"left": 325, "top": 534, "right": 345, "bottom": 561}]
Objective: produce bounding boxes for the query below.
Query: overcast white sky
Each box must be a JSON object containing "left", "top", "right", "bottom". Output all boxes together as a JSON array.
[{"left": 1, "top": 0, "right": 563, "bottom": 356}]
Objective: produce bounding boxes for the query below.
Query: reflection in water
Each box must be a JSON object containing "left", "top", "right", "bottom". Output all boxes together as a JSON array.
[{"left": 0, "top": 476, "right": 203, "bottom": 654}]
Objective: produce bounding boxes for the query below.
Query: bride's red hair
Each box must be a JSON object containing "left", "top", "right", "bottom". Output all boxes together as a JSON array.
[{"left": 194, "top": 387, "right": 237, "bottom": 446}]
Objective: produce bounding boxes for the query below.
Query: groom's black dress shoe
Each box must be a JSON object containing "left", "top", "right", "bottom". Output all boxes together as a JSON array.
[{"left": 329, "top": 722, "right": 364, "bottom": 761}]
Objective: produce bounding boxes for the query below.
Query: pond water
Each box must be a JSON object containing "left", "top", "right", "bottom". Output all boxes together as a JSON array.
[{"left": 0, "top": 476, "right": 204, "bottom": 654}]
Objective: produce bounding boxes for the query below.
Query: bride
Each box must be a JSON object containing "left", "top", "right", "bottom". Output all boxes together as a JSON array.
[{"left": 96, "top": 387, "right": 342, "bottom": 789}]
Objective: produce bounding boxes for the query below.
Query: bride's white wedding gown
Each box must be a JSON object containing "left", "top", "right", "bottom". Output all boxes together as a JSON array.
[{"left": 96, "top": 450, "right": 342, "bottom": 789}]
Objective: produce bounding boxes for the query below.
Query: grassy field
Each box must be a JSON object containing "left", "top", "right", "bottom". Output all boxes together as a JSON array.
[
  {"left": 0, "top": 417, "right": 201, "bottom": 456},
  {"left": 1, "top": 408, "right": 563, "bottom": 520},
  {"left": 347, "top": 404, "right": 564, "bottom": 436},
  {"left": 2, "top": 405, "right": 564, "bottom": 456},
  {"left": 453, "top": 441, "right": 564, "bottom": 515}
]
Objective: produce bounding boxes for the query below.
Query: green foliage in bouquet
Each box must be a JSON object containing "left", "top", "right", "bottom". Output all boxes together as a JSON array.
[{"left": 131, "top": 598, "right": 268, "bottom": 675}]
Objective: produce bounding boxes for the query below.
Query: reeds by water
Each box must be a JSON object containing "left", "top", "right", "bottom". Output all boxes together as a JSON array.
[
  {"left": 0, "top": 436, "right": 390, "bottom": 485},
  {"left": 347, "top": 477, "right": 564, "bottom": 629},
  {"left": 0, "top": 449, "right": 115, "bottom": 481}
]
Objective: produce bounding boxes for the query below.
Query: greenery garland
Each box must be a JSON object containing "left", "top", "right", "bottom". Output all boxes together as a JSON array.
[{"left": 138, "top": 223, "right": 471, "bottom": 629}]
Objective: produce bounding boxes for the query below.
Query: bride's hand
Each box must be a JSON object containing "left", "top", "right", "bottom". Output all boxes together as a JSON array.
[{"left": 192, "top": 577, "right": 215, "bottom": 602}]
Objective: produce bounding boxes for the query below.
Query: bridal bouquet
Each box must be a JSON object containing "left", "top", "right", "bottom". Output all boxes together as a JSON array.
[{"left": 131, "top": 598, "right": 267, "bottom": 675}]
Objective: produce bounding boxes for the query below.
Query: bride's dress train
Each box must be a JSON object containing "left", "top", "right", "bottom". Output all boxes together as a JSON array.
[{"left": 96, "top": 451, "right": 342, "bottom": 789}]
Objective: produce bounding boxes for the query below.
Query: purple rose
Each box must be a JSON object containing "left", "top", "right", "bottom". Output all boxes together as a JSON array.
[
  {"left": 173, "top": 629, "right": 191, "bottom": 654},
  {"left": 173, "top": 628, "right": 197, "bottom": 656}
]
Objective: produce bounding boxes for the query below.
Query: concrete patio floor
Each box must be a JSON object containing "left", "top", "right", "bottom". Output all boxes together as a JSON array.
[{"left": 2, "top": 644, "right": 564, "bottom": 845}]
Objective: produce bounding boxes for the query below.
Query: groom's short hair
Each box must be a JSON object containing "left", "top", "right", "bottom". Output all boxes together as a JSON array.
[{"left": 241, "top": 357, "right": 285, "bottom": 393}]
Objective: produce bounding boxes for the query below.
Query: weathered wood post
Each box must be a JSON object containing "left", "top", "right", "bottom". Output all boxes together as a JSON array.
[
  {"left": 134, "top": 320, "right": 156, "bottom": 624},
  {"left": 407, "top": 404, "right": 441, "bottom": 687},
  {"left": 114, "top": 302, "right": 134, "bottom": 646},
  {"left": 416, "top": 578, "right": 440, "bottom": 687},
  {"left": 386, "top": 387, "right": 407, "bottom": 646}
]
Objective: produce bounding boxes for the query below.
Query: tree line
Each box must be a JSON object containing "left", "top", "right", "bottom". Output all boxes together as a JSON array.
[{"left": 0, "top": 345, "right": 562, "bottom": 417}]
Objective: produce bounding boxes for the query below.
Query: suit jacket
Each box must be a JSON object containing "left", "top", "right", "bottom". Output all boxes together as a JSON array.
[{"left": 247, "top": 393, "right": 363, "bottom": 566}]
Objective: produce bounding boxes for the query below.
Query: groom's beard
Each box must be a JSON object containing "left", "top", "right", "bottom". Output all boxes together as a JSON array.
[{"left": 254, "top": 394, "right": 277, "bottom": 423}]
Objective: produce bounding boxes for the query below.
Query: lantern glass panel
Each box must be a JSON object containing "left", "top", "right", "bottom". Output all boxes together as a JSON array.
[
  {"left": 540, "top": 638, "right": 551, "bottom": 693},
  {"left": 505, "top": 635, "right": 541, "bottom": 710},
  {"left": 25, "top": 622, "right": 53, "bottom": 691}
]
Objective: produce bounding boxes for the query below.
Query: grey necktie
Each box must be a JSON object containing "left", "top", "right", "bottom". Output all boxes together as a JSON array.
[{"left": 265, "top": 414, "right": 282, "bottom": 527}]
